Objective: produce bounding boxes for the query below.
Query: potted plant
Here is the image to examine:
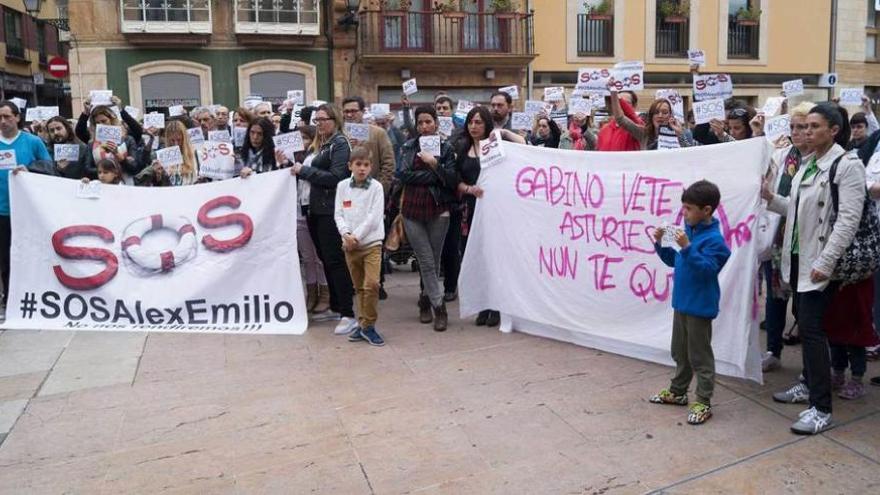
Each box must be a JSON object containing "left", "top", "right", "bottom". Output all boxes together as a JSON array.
[
  {"left": 585, "top": 0, "right": 613, "bottom": 21},
  {"left": 434, "top": 0, "right": 465, "bottom": 18},
  {"left": 735, "top": 4, "right": 761, "bottom": 26},
  {"left": 491, "top": 0, "right": 518, "bottom": 19},
  {"left": 659, "top": 0, "right": 689, "bottom": 24},
  {"left": 381, "top": 0, "right": 411, "bottom": 16}
]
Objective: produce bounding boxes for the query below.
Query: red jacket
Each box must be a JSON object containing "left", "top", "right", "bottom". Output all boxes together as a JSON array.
[{"left": 597, "top": 98, "right": 643, "bottom": 152}]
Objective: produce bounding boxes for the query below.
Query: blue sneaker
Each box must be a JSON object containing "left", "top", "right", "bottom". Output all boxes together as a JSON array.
[
  {"left": 360, "top": 326, "right": 385, "bottom": 347},
  {"left": 348, "top": 327, "right": 365, "bottom": 342}
]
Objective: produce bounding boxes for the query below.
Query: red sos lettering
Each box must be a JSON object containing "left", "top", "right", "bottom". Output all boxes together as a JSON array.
[{"left": 52, "top": 195, "right": 254, "bottom": 290}]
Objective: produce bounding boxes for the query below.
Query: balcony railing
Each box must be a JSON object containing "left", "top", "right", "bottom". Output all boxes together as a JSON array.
[
  {"left": 358, "top": 10, "right": 534, "bottom": 59},
  {"left": 655, "top": 17, "right": 688, "bottom": 57},
  {"left": 576, "top": 14, "right": 613, "bottom": 57},
  {"left": 235, "top": 0, "right": 320, "bottom": 35},
  {"left": 120, "top": 0, "right": 212, "bottom": 34},
  {"left": 728, "top": 19, "right": 759, "bottom": 58}
]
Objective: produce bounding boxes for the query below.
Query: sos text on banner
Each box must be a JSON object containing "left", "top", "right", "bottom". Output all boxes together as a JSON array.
[
  {"left": 4, "top": 171, "right": 307, "bottom": 335},
  {"left": 458, "top": 140, "right": 769, "bottom": 383}
]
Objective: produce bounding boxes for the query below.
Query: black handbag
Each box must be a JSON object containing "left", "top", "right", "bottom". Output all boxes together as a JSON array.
[{"left": 828, "top": 156, "right": 880, "bottom": 284}]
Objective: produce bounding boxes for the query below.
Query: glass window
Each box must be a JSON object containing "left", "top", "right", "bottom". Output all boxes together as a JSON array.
[
  {"left": 868, "top": 0, "right": 877, "bottom": 28},
  {"left": 868, "top": 34, "right": 877, "bottom": 60},
  {"left": 249, "top": 71, "right": 307, "bottom": 104},
  {"left": 141, "top": 72, "right": 201, "bottom": 109},
  {"left": 728, "top": 0, "right": 749, "bottom": 16}
]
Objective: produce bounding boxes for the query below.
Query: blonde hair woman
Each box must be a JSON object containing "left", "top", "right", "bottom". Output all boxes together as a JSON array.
[{"left": 137, "top": 120, "right": 200, "bottom": 186}]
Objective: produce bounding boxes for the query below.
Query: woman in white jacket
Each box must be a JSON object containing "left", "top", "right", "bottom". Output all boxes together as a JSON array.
[{"left": 762, "top": 103, "right": 865, "bottom": 435}]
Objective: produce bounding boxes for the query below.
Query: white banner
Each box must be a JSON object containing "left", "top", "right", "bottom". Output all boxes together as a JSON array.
[
  {"left": 5, "top": 171, "right": 307, "bottom": 334},
  {"left": 459, "top": 140, "right": 768, "bottom": 382},
  {"left": 693, "top": 74, "right": 733, "bottom": 102}
]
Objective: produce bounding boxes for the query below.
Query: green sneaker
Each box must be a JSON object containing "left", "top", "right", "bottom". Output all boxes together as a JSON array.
[
  {"left": 687, "top": 403, "right": 712, "bottom": 425},
  {"left": 649, "top": 389, "right": 688, "bottom": 406}
]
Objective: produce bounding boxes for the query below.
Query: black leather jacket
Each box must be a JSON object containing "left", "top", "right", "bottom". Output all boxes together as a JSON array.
[
  {"left": 397, "top": 136, "right": 458, "bottom": 207},
  {"left": 299, "top": 132, "right": 351, "bottom": 216}
]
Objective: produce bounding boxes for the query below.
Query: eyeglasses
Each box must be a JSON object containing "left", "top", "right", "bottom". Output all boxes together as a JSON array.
[{"left": 730, "top": 108, "right": 748, "bottom": 117}]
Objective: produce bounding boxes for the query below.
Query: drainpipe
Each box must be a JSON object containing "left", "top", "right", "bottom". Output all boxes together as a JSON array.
[
  {"left": 526, "top": 0, "right": 533, "bottom": 102},
  {"left": 324, "top": 0, "right": 336, "bottom": 103},
  {"left": 828, "top": 0, "right": 837, "bottom": 101}
]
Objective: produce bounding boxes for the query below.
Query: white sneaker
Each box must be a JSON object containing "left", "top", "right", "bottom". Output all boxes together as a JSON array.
[
  {"left": 334, "top": 317, "right": 358, "bottom": 335},
  {"left": 773, "top": 382, "right": 809, "bottom": 404},
  {"left": 761, "top": 352, "right": 782, "bottom": 372},
  {"left": 791, "top": 407, "right": 832, "bottom": 435},
  {"left": 312, "top": 310, "right": 341, "bottom": 322}
]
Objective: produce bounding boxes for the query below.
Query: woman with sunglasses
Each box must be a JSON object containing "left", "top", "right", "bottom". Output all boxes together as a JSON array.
[
  {"left": 710, "top": 106, "right": 757, "bottom": 143},
  {"left": 752, "top": 102, "right": 815, "bottom": 372},
  {"left": 289, "top": 104, "right": 357, "bottom": 336}
]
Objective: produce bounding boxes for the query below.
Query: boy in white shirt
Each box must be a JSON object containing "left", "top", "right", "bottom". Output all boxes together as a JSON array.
[{"left": 334, "top": 146, "right": 386, "bottom": 346}]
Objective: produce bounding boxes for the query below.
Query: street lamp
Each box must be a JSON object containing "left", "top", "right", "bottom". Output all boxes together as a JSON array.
[{"left": 22, "top": 0, "right": 41, "bottom": 15}]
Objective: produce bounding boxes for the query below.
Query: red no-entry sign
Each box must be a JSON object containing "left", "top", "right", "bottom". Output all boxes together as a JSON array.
[{"left": 48, "top": 56, "right": 69, "bottom": 78}]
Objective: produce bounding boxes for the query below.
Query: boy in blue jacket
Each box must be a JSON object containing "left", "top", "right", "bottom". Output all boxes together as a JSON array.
[{"left": 649, "top": 180, "right": 731, "bottom": 425}]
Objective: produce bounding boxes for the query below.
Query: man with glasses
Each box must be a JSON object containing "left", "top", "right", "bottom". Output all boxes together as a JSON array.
[
  {"left": 190, "top": 106, "right": 216, "bottom": 139},
  {"left": 341, "top": 96, "right": 395, "bottom": 195}
]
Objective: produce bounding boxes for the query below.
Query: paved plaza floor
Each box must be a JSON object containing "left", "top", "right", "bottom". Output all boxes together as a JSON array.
[{"left": 0, "top": 271, "right": 878, "bottom": 494}]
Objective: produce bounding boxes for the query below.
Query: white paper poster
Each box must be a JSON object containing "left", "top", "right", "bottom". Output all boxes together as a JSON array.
[
  {"left": 839, "top": 88, "right": 864, "bottom": 106},
  {"left": 95, "top": 125, "right": 123, "bottom": 144},
  {"left": 438, "top": 116, "right": 454, "bottom": 137},
  {"left": 478, "top": 130, "right": 505, "bottom": 169},
  {"left": 344, "top": 123, "right": 370, "bottom": 142},
  {"left": 5, "top": 171, "right": 307, "bottom": 334},
  {"left": 610, "top": 61, "right": 645, "bottom": 92},
  {"left": 457, "top": 100, "right": 474, "bottom": 113},
  {"left": 656, "top": 127, "right": 680, "bottom": 150},
  {"left": 511, "top": 112, "right": 533, "bottom": 131},
  {"left": 156, "top": 146, "right": 184, "bottom": 169},
  {"left": 76, "top": 181, "right": 102, "bottom": 199},
  {"left": 499, "top": 85, "right": 520, "bottom": 100},
  {"left": 576, "top": 68, "right": 612, "bottom": 96},
  {"left": 568, "top": 98, "right": 592, "bottom": 116},
  {"left": 687, "top": 49, "right": 706, "bottom": 67},
  {"left": 543, "top": 87, "right": 565, "bottom": 102},
  {"left": 0, "top": 150, "right": 17, "bottom": 169},
  {"left": 370, "top": 103, "right": 390, "bottom": 117},
  {"left": 24, "top": 108, "right": 41, "bottom": 122},
  {"left": 169, "top": 105, "right": 186, "bottom": 117},
  {"left": 419, "top": 135, "right": 441, "bottom": 157},
  {"left": 233, "top": 127, "right": 248, "bottom": 148},
  {"left": 197, "top": 141, "right": 236, "bottom": 180},
  {"left": 402, "top": 78, "right": 418, "bottom": 96},
  {"left": 208, "top": 130, "right": 231, "bottom": 143},
  {"left": 782, "top": 79, "right": 805, "bottom": 97},
  {"left": 761, "top": 96, "right": 786, "bottom": 118},
  {"left": 273, "top": 131, "right": 305, "bottom": 160},
  {"left": 89, "top": 90, "right": 113, "bottom": 106},
  {"left": 693, "top": 74, "right": 733, "bottom": 102},
  {"left": 287, "top": 90, "right": 304, "bottom": 105},
  {"left": 187, "top": 128, "right": 205, "bottom": 145},
  {"left": 10, "top": 98, "right": 27, "bottom": 111},
  {"left": 693, "top": 98, "right": 727, "bottom": 125},
  {"left": 524, "top": 100, "right": 551, "bottom": 115},
  {"left": 655, "top": 89, "right": 684, "bottom": 120},
  {"left": 124, "top": 106, "right": 141, "bottom": 120},
  {"left": 54, "top": 144, "right": 80, "bottom": 162},
  {"left": 764, "top": 114, "right": 792, "bottom": 143},
  {"left": 143, "top": 113, "right": 165, "bottom": 129},
  {"left": 459, "top": 139, "right": 768, "bottom": 383}
]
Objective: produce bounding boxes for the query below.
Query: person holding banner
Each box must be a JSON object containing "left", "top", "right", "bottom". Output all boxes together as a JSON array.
[
  {"left": 764, "top": 103, "right": 865, "bottom": 435},
  {"left": 45, "top": 116, "right": 91, "bottom": 179},
  {"left": 0, "top": 100, "right": 51, "bottom": 307},
  {"left": 239, "top": 118, "right": 277, "bottom": 176},
  {"left": 754, "top": 101, "right": 815, "bottom": 372},
  {"left": 137, "top": 120, "right": 200, "bottom": 186},
  {"left": 397, "top": 106, "right": 459, "bottom": 331},
  {"left": 529, "top": 116, "right": 561, "bottom": 149},
  {"left": 292, "top": 104, "right": 357, "bottom": 335}
]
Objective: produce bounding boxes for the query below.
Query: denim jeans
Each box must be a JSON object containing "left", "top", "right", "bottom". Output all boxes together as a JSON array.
[
  {"left": 403, "top": 215, "right": 449, "bottom": 307},
  {"left": 762, "top": 260, "right": 789, "bottom": 357}
]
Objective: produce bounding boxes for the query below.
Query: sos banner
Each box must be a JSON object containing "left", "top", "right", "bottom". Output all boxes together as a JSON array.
[
  {"left": 5, "top": 171, "right": 307, "bottom": 335},
  {"left": 459, "top": 139, "right": 769, "bottom": 383}
]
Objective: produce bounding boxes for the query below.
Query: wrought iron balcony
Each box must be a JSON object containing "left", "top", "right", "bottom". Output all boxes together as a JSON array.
[
  {"left": 357, "top": 9, "right": 535, "bottom": 64},
  {"left": 576, "top": 14, "right": 613, "bottom": 57},
  {"left": 120, "top": 0, "right": 212, "bottom": 34}
]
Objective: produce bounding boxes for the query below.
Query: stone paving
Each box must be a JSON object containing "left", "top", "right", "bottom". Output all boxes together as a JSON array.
[{"left": 0, "top": 271, "right": 878, "bottom": 494}]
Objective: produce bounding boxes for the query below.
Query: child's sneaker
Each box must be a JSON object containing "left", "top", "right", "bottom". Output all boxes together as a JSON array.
[
  {"left": 348, "top": 328, "right": 365, "bottom": 342},
  {"left": 360, "top": 326, "right": 385, "bottom": 347},
  {"left": 687, "top": 403, "right": 712, "bottom": 425},
  {"left": 831, "top": 371, "right": 846, "bottom": 391},
  {"left": 649, "top": 389, "right": 688, "bottom": 406},
  {"left": 838, "top": 379, "right": 865, "bottom": 400}
]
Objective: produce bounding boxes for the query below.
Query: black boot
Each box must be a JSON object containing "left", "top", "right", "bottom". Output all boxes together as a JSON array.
[
  {"left": 475, "top": 310, "right": 489, "bottom": 326},
  {"left": 433, "top": 303, "right": 448, "bottom": 332},
  {"left": 418, "top": 295, "right": 433, "bottom": 324},
  {"left": 485, "top": 310, "right": 500, "bottom": 327}
]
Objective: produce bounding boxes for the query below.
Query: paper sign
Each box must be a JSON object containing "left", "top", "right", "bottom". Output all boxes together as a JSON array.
[
  {"left": 287, "top": 90, "right": 304, "bottom": 105},
  {"left": 782, "top": 79, "right": 804, "bottom": 97},
  {"left": 499, "top": 85, "right": 520, "bottom": 100},
  {"left": 344, "top": 123, "right": 370, "bottom": 142},
  {"left": 143, "top": 113, "right": 165, "bottom": 129},
  {"left": 438, "top": 116, "right": 454, "bottom": 137},
  {"left": 0, "top": 150, "right": 17, "bottom": 169},
  {"left": 76, "top": 181, "right": 101, "bottom": 199},
  {"left": 40, "top": 106, "right": 60, "bottom": 119},
  {"left": 168, "top": 105, "right": 186, "bottom": 117},
  {"left": 543, "top": 87, "right": 565, "bottom": 102},
  {"left": 187, "top": 127, "right": 205, "bottom": 145},
  {"left": 402, "top": 78, "right": 418, "bottom": 96},
  {"left": 198, "top": 141, "right": 236, "bottom": 180},
  {"left": 419, "top": 135, "right": 441, "bottom": 157},
  {"left": 761, "top": 96, "right": 786, "bottom": 118},
  {"left": 661, "top": 222, "right": 684, "bottom": 249},
  {"left": 688, "top": 49, "right": 706, "bottom": 67},
  {"left": 370, "top": 103, "right": 390, "bottom": 116},
  {"left": 273, "top": 132, "right": 305, "bottom": 160},
  {"left": 478, "top": 130, "right": 504, "bottom": 169},
  {"left": 587, "top": 92, "right": 606, "bottom": 109},
  {"left": 524, "top": 100, "right": 551, "bottom": 115},
  {"left": 610, "top": 68, "right": 644, "bottom": 91},
  {"left": 25, "top": 108, "right": 41, "bottom": 122},
  {"left": 89, "top": 90, "right": 113, "bottom": 106},
  {"left": 693, "top": 98, "right": 726, "bottom": 125},
  {"left": 233, "top": 127, "right": 247, "bottom": 148},
  {"left": 839, "top": 88, "right": 864, "bottom": 106},
  {"left": 655, "top": 89, "right": 684, "bottom": 120},
  {"left": 764, "top": 114, "right": 792, "bottom": 143},
  {"left": 657, "top": 127, "right": 680, "bottom": 150},
  {"left": 242, "top": 98, "right": 262, "bottom": 111},
  {"left": 511, "top": 112, "right": 533, "bottom": 131},
  {"left": 568, "top": 98, "right": 592, "bottom": 116},
  {"left": 156, "top": 146, "right": 184, "bottom": 169},
  {"left": 310, "top": 100, "right": 327, "bottom": 107},
  {"left": 457, "top": 100, "right": 474, "bottom": 113},
  {"left": 10, "top": 98, "right": 27, "bottom": 111},
  {"left": 208, "top": 130, "right": 231, "bottom": 143},
  {"left": 95, "top": 124, "right": 123, "bottom": 144},
  {"left": 552, "top": 114, "right": 569, "bottom": 131},
  {"left": 54, "top": 144, "right": 80, "bottom": 162},
  {"left": 692, "top": 74, "right": 733, "bottom": 102}
]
